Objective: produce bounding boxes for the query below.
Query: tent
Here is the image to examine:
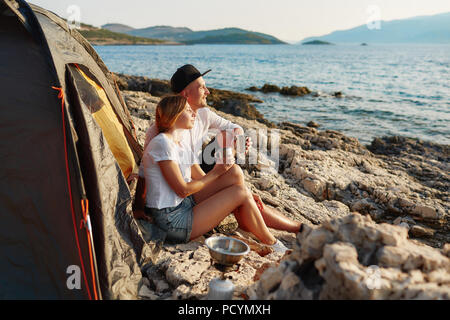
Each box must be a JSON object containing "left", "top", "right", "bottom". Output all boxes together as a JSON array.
[{"left": 0, "top": 0, "right": 154, "bottom": 299}]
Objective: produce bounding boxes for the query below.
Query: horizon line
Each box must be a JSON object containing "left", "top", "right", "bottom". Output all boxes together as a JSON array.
[{"left": 83, "top": 10, "right": 450, "bottom": 44}]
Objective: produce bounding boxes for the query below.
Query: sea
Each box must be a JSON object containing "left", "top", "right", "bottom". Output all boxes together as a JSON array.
[{"left": 94, "top": 44, "right": 450, "bottom": 145}]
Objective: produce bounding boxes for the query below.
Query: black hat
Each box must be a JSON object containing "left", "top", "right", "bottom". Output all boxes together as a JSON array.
[{"left": 170, "top": 64, "right": 211, "bottom": 93}]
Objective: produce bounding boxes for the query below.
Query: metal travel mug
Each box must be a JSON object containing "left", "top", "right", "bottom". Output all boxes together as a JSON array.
[
  {"left": 207, "top": 277, "right": 235, "bottom": 300},
  {"left": 214, "top": 147, "right": 234, "bottom": 164}
]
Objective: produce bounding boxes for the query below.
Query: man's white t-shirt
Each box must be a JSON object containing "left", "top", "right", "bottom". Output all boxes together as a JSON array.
[{"left": 141, "top": 133, "right": 192, "bottom": 209}]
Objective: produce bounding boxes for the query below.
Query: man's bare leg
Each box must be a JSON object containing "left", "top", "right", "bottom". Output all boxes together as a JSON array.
[{"left": 252, "top": 194, "right": 302, "bottom": 233}]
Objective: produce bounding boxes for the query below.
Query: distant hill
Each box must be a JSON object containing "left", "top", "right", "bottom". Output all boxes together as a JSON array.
[
  {"left": 102, "top": 25, "right": 286, "bottom": 44},
  {"left": 101, "top": 23, "right": 135, "bottom": 33},
  {"left": 184, "top": 32, "right": 283, "bottom": 44},
  {"left": 300, "top": 12, "right": 450, "bottom": 44},
  {"left": 79, "top": 23, "right": 173, "bottom": 45},
  {"left": 124, "top": 25, "right": 194, "bottom": 41}
]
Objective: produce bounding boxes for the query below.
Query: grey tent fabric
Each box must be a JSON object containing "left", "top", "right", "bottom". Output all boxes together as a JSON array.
[
  {"left": 0, "top": 12, "right": 89, "bottom": 299},
  {"left": 0, "top": 0, "right": 154, "bottom": 299}
]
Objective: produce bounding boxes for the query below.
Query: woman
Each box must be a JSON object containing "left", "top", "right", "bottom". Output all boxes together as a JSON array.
[{"left": 141, "top": 95, "right": 292, "bottom": 251}]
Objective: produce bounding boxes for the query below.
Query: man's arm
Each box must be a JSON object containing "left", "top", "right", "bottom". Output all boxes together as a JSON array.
[
  {"left": 203, "top": 108, "right": 251, "bottom": 153},
  {"left": 204, "top": 108, "right": 244, "bottom": 134},
  {"left": 143, "top": 123, "right": 158, "bottom": 151},
  {"left": 132, "top": 176, "right": 149, "bottom": 220}
]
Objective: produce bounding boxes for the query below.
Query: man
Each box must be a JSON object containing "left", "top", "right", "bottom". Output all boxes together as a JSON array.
[{"left": 134, "top": 65, "right": 301, "bottom": 235}]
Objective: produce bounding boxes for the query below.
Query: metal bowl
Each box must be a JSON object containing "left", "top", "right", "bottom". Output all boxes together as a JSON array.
[{"left": 205, "top": 236, "right": 250, "bottom": 266}]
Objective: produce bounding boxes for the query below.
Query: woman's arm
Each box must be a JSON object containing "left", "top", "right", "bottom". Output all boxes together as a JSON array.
[
  {"left": 158, "top": 160, "right": 231, "bottom": 199},
  {"left": 191, "top": 163, "right": 206, "bottom": 180}
]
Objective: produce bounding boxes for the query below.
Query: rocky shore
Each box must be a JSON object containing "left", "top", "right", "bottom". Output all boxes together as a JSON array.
[
  {"left": 117, "top": 74, "right": 449, "bottom": 300},
  {"left": 114, "top": 73, "right": 274, "bottom": 127}
]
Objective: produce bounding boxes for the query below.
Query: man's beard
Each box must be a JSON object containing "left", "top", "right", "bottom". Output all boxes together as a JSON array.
[
  {"left": 190, "top": 96, "right": 208, "bottom": 109},
  {"left": 200, "top": 97, "right": 209, "bottom": 108}
]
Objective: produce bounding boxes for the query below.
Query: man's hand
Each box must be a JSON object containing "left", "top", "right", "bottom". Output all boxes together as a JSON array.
[
  {"left": 245, "top": 136, "right": 252, "bottom": 155},
  {"left": 132, "top": 209, "right": 153, "bottom": 222},
  {"left": 132, "top": 176, "right": 150, "bottom": 220},
  {"left": 252, "top": 193, "right": 265, "bottom": 212},
  {"left": 232, "top": 128, "right": 252, "bottom": 155},
  {"left": 217, "top": 130, "right": 234, "bottom": 148}
]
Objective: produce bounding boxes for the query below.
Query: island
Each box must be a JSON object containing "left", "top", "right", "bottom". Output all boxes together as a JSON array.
[{"left": 302, "top": 40, "right": 334, "bottom": 45}]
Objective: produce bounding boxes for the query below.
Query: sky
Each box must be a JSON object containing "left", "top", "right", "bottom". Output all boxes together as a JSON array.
[{"left": 29, "top": 0, "right": 450, "bottom": 43}]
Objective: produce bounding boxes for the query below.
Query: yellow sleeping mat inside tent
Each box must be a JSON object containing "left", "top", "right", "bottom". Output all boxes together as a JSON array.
[{"left": 75, "top": 65, "right": 135, "bottom": 179}]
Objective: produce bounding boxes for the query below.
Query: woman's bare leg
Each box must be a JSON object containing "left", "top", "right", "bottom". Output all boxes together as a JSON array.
[
  {"left": 190, "top": 184, "right": 244, "bottom": 240},
  {"left": 192, "top": 164, "right": 243, "bottom": 204},
  {"left": 190, "top": 185, "right": 276, "bottom": 245},
  {"left": 231, "top": 189, "right": 276, "bottom": 244},
  {"left": 192, "top": 165, "right": 299, "bottom": 236}
]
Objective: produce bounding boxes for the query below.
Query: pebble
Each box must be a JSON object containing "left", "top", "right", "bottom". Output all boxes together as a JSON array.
[{"left": 409, "top": 225, "right": 435, "bottom": 238}]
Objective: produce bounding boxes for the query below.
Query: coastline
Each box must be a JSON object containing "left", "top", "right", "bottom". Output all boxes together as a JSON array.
[
  {"left": 86, "top": 39, "right": 181, "bottom": 46},
  {"left": 98, "top": 43, "right": 450, "bottom": 146},
  {"left": 90, "top": 42, "right": 182, "bottom": 46},
  {"left": 120, "top": 73, "right": 449, "bottom": 300},
  {"left": 113, "top": 72, "right": 450, "bottom": 148}
]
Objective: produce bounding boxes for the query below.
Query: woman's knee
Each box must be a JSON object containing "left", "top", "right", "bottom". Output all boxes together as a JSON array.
[
  {"left": 230, "top": 183, "right": 247, "bottom": 203},
  {"left": 228, "top": 164, "right": 244, "bottom": 185},
  {"left": 235, "top": 186, "right": 257, "bottom": 210}
]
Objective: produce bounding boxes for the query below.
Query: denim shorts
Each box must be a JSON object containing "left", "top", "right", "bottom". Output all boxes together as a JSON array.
[{"left": 145, "top": 196, "right": 196, "bottom": 244}]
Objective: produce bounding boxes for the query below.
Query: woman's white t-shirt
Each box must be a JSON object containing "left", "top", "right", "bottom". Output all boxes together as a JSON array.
[
  {"left": 142, "top": 107, "right": 243, "bottom": 163},
  {"left": 141, "top": 133, "right": 192, "bottom": 209}
]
